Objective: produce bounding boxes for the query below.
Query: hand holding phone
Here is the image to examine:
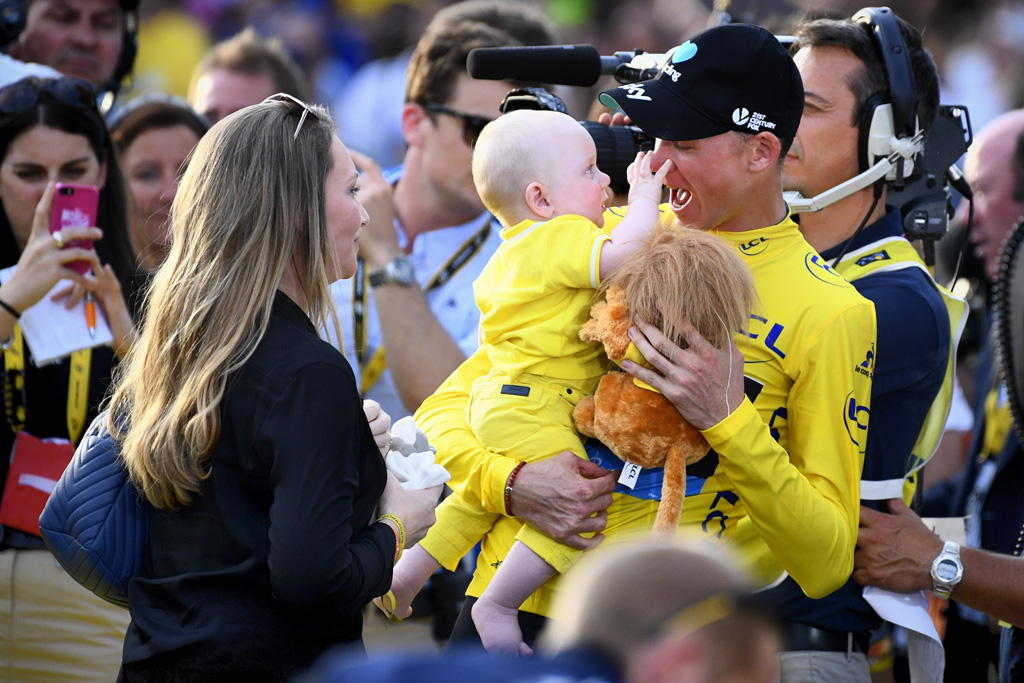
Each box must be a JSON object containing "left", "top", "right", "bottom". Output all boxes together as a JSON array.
[{"left": 50, "top": 183, "right": 99, "bottom": 275}]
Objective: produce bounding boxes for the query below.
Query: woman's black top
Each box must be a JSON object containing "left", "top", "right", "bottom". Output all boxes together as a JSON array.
[{"left": 120, "top": 292, "right": 394, "bottom": 682}]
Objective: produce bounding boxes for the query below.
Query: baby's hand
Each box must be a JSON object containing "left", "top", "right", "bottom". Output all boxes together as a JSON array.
[{"left": 626, "top": 151, "right": 672, "bottom": 206}]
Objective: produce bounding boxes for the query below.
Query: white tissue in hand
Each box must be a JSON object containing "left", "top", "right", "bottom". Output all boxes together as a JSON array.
[
  {"left": 388, "top": 416, "right": 435, "bottom": 456},
  {"left": 385, "top": 417, "right": 449, "bottom": 489}
]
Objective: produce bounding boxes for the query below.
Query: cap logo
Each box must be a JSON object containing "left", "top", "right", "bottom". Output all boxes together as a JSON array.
[
  {"left": 619, "top": 83, "right": 652, "bottom": 102},
  {"left": 732, "top": 108, "right": 778, "bottom": 132},
  {"left": 672, "top": 41, "right": 698, "bottom": 63}
]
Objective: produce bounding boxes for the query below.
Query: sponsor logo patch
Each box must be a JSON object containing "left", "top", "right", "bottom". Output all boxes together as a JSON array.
[
  {"left": 672, "top": 41, "right": 698, "bottom": 63},
  {"left": 856, "top": 347, "right": 875, "bottom": 378},
  {"left": 739, "top": 236, "right": 768, "bottom": 256},
  {"left": 856, "top": 250, "right": 891, "bottom": 266},
  {"left": 804, "top": 252, "right": 846, "bottom": 286},
  {"left": 732, "top": 108, "right": 778, "bottom": 132},
  {"left": 662, "top": 63, "right": 682, "bottom": 82},
  {"left": 844, "top": 392, "right": 870, "bottom": 450},
  {"left": 620, "top": 83, "right": 652, "bottom": 102}
]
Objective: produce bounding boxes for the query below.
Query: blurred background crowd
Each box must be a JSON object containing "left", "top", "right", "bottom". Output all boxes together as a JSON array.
[{"left": 124, "top": 0, "right": 1024, "bottom": 167}]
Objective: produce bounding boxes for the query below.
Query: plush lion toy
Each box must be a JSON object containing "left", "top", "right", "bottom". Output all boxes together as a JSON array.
[{"left": 573, "top": 223, "right": 758, "bottom": 536}]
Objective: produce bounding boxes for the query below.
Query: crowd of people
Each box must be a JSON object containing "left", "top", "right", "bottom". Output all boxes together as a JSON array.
[{"left": 1, "top": 0, "right": 1024, "bottom": 682}]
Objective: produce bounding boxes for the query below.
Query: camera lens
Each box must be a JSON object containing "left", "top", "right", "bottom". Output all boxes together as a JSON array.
[{"left": 580, "top": 121, "right": 655, "bottom": 196}]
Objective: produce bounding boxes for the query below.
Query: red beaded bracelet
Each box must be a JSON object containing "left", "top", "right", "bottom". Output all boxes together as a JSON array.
[{"left": 504, "top": 460, "right": 526, "bottom": 517}]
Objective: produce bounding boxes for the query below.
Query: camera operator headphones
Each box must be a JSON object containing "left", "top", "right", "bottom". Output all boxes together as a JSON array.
[
  {"left": 853, "top": 6, "right": 922, "bottom": 186},
  {"left": 108, "top": 0, "right": 138, "bottom": 94},
  {"left": 0, "top": 0, "right": 26, "bottom": 46},
  {"left": 0, "top": 0, "right": 139, "bottom": 95}
]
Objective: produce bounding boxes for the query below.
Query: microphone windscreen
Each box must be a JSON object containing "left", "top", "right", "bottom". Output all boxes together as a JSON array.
[{"left": 467, "top": 45, "right": 603, "bottom": 87}]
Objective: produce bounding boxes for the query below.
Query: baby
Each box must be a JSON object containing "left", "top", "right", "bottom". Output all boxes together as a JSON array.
[{"left": 377, "top": 108, "right": 671, "bottom": 654}]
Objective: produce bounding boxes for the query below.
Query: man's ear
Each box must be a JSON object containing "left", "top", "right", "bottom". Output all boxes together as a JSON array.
[
  {"left": 401, "top": 103, "right": 430, "bottom": 148},
  {"left": 748, "top": 132, "right": 782, "bottom": 172},
  {"left": 525, "top": 181, "right": 553, "bottom": 218},
  {"left": 6, "top": 37, "right": 24, "bottom": 60}
]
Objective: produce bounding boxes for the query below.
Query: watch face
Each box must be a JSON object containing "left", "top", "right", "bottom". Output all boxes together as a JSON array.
[
  {"left": 394, "top": 259, "right": 415, "bottom": 283},
  {"left": 936, "top": 559, "right": 959, "bottom": 581}
]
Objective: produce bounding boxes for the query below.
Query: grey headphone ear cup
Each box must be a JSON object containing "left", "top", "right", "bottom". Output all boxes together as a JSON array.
[{"left": 858, "top": 92, "right": 892, "bottom": 174}]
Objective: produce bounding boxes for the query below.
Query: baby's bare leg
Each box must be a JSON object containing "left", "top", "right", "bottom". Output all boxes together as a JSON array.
[{"left": 471, "top": 541, "right": 555, "bottom": 656}]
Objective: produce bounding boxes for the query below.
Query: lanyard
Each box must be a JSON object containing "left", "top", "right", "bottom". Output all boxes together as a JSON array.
[
  {"left": 3, "top": 324, "right": 91, "bottom": 443},
  {"left": 354, "top": 219, "right": 492, "bottom": 392}
]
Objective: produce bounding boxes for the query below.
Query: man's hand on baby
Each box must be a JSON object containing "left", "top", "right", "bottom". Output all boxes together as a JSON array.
[{"left": 626, "top": 151, "right": 672, "bottom": 206}]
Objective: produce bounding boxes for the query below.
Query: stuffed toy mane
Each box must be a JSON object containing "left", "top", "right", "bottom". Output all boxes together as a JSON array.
[{"left": 573, "top": 222, "right": 758, "bottom": 536}]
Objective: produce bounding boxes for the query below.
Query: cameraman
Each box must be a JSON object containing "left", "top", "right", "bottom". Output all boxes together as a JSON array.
[{"left": 770, "top": 10, "right": 965, "bottom": 682}]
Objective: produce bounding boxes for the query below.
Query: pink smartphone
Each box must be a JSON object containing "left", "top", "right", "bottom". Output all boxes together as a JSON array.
[{"left": 50, "top": 183, "right": 99, "bottom": 275}]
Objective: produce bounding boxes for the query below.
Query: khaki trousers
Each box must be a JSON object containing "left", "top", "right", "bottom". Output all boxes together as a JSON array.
[{"left": 0, "top": 548, "right": 130, "bottom": 683}]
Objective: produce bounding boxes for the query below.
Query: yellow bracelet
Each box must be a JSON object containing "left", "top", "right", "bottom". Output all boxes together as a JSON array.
[{"left": 377, "top": 513, "right": 405, "bottom": 563}]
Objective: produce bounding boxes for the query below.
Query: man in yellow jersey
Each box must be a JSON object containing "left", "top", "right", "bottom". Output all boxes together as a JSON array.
[{"left": 415, "top": 22, "right": 875, "bottom": 649}]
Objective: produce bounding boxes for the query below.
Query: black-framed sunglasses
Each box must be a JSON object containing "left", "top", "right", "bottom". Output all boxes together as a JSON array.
[
  {"left": 0, "top": 76, "right": 99, "bottom": 116},
  {"left": 262, "top": 92, "right": 319, "bottom": 140},
  {"left": 421, "top": 102, "right": 493, "bottom": 147}
]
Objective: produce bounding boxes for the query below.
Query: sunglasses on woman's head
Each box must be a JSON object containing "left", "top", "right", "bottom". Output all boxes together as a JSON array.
[
  {"left": 0, "top": 76, "right": 99, "bottom": 116},
  {"left": 262, "top": 92, "right": 320, "bottom": 141},
  {"left": 420, "top": 102, "right": 493, "bottom": 148}
]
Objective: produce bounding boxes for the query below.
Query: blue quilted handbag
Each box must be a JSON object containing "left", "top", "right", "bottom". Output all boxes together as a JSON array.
[{"left": 38, "top": 411, "right": 149, "bottom": 608}]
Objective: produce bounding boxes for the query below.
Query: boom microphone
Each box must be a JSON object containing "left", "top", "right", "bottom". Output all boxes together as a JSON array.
[{"left": 467, "top": 45, "right": 609, "bottom": 87}]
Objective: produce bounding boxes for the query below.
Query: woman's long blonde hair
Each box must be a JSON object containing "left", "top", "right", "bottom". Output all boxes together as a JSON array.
[{"left": 108, "top": 98, "right": 341, "bottom": 509}]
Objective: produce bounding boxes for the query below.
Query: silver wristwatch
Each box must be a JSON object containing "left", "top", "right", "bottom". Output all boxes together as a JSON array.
[
  {"left": 368, "top": 255, "right": 415, "bottom": 287},
  {"left": 930, "top": 540, "right": 963, "bottom": 599}
]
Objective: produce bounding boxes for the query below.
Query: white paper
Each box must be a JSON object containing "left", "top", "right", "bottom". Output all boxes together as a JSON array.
[
  {"left": 907, "top": 628, "right": 946, "bottom": 683},
  {"left": 863, "top": 587, "right": 941, "bottom": 642},
  {"left": 921, "top": 516, "right": 967, "bottom": 546},
  {"left": 0, "top": 266, "right": 113, "bottom": 365}
]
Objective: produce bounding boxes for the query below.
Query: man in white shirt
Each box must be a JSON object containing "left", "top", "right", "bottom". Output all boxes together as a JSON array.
[{"left": 332, "top": 1, "right": 559, "bottom": 422}]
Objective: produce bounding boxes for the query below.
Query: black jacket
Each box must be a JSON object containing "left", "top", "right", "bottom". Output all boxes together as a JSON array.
[{"left": 120, "top": 292, "right": 394, "bottom": 682}]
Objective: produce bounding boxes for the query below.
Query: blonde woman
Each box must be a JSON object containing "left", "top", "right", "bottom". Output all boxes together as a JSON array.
[{"left": 106, "top": 95, "right": 441, "bottom": 682}]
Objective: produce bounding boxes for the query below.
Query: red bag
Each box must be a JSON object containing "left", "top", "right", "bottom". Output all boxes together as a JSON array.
[{"left": 1, "top": 431, "right": 74, "bottom": 536}]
